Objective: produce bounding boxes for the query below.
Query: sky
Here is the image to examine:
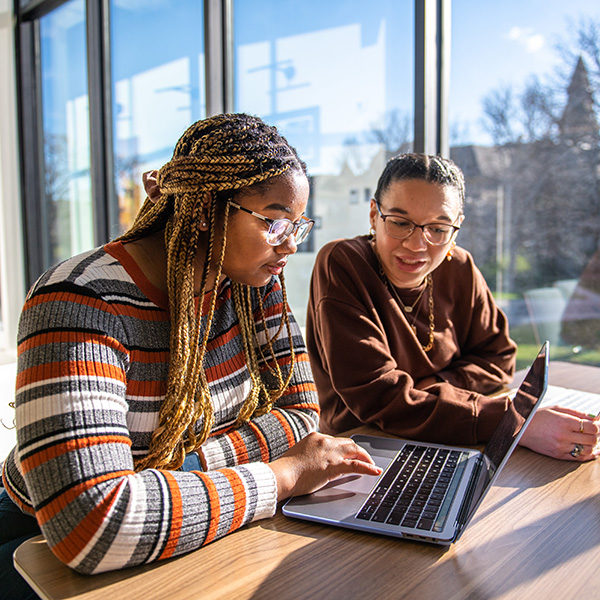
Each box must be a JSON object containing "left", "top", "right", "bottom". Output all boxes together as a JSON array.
[
  {"left": 41, "top": 0, "right": 600, "bottom": 174},
  {"left": 450, "top": 0, "right": 600, "bottom": 145},
  {"left": 234, "top": 0, "right": 600, "bottom": 155}
]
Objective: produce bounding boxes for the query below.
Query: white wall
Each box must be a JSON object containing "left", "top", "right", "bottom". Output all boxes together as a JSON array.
[
  {"left": 0, "top": 0, "right": 24, "bottom": 356},
  {"left": 0, "top": 0, "right": 25, "bottom": 358},
  {"left": 0, "top": 361, "right": 17, "bottom": 461},
  {"left": 0, "top": 0, "right": 25, "bottom": 459}
]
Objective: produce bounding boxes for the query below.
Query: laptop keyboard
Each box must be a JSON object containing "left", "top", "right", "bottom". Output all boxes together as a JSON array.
[{"left": 356, "top": 444, "right": 466, "bottom": 532}]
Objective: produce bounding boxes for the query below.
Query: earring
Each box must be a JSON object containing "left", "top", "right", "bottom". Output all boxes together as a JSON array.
[
  {"left": 369, "top": 227, "right": 376, "bottom": 239},
  {"left": 446, "top": 240, "right": 456, "bottom": 261}
]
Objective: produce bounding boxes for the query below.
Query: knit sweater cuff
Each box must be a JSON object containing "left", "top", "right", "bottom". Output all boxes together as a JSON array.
[
  {"left": 243, "top": 461, "right": 278, "bottom": 521},
  {"left": 201, "top": 438, "right": 278, "bottom": 521}
]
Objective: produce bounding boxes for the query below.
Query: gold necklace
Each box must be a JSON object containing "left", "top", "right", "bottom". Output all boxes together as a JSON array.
[
  {"left": 380, "top": 267, "right": 435, "bottom": 352},
  {"left": 395, "top": 280, "right": 426, "bottom": 313}
]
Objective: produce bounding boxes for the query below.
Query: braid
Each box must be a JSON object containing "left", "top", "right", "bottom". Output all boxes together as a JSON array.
[
  {"left": 232, "top": 273, "right": 296, "bottom": 427},
  {"left": 119, "top": 114, "right": 306, "bottom": 471}
]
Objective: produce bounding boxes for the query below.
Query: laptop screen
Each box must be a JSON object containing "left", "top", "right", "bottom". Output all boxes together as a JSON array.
[
  {"left": 483, "top": 342, "right": 549, "bottom": 471},
  {"left": 454, "top": 342, "right": 549, "bottom": 537}
]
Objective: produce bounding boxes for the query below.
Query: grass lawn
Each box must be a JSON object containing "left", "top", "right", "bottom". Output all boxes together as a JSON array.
[{"left": 510, "top": 323, "right": 600, "bottom": 370}]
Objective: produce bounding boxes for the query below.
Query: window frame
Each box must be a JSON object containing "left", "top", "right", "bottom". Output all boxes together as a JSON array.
[{"left": 11, "top": 0, "right": 449, "bottom": 289}]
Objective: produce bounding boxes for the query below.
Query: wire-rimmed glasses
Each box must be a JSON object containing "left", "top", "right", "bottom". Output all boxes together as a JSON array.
[
  {"left": 375, "top": 202, "right": 461, "bottom": 246},
  {"left": 228, "top": 200, "right": 315, "bottom": 246}
]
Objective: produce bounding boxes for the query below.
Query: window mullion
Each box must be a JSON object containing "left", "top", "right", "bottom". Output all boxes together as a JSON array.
[
  {"left": 16, "top": 17, "right": 46, "bottom": 286},
  {"left": 205, "top": 0, "right": 232, "bottom": 115},
  {"left": 86, "top": 0, "right": 115, "bottom": 244},
  {"left": 414, "top": 0, "right": 450, "bottom": 156}
]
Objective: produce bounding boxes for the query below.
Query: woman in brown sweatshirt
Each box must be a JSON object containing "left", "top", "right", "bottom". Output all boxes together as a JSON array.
[{"left": 306, "top": 153, "right": 599, "bottom": 461}]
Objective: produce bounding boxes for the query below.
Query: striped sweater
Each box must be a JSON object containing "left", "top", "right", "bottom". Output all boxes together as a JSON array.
[{"left": 1, "top": 241, "right": 319, "bottom": 574}]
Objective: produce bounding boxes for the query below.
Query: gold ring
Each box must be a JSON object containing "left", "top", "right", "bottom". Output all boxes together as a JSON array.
[{"left": 580, "top": 419, "right": 585, "bottom": 433}]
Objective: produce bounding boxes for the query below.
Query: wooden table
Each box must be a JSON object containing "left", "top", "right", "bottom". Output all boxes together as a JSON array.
[{"left": 14, "top": 362, "right": 600, "bottom": 599}]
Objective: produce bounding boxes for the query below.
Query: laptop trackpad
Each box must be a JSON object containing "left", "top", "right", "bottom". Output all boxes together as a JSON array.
[{"left": 298, "top": 454, "right": 392, "bottom": 501}]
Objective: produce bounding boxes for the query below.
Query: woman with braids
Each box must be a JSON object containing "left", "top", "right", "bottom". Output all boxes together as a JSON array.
[
  {"left": 306, "top": 152, "right": 599, "bottom": 460},
  {"left": 0, "top": 113, "right": 380, "bottom": 599}
]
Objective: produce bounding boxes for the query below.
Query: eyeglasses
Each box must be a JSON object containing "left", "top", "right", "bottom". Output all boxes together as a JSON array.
[
  {"left": 375, "top": 202, "right": 461, "bottom": 246},
  {"left": 228, "top": 200, "right": 315, "bottom": 246}
]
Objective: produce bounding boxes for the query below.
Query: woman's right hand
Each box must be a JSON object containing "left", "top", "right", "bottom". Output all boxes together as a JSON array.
[{"left": 269, "top": 432, "right": 382, "bottom": 502}]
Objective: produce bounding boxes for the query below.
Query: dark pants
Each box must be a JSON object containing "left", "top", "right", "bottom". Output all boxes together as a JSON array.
[{"left": 0, "top": 489, "right": 41, "bottom": 600}]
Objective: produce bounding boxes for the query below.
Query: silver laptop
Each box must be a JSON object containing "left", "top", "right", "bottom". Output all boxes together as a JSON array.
[{"left": 283, "top": 342, "right": 549, "bottom": 545}]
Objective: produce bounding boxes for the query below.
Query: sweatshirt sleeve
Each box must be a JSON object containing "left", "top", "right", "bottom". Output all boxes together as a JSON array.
[
  {"left": 307, "top": 240, "right": 510, "bottom": 445},
  {"left": 11, "top": 282, "right": 279, "bottom": 575},
  {"left": 433, "top": 252, "right": 517, "bottom": 394}
]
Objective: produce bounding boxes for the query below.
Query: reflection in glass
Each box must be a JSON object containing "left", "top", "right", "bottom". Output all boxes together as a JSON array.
[
  {"left": 449, "top": 3, "right": 600, "bottom": 367},
  {"left": 40, "top": 0, "right": 92, "bottom": 266},
  {"left": 110, "top": 0, "right": 205, "bottom": 236},
  {"left": 234, "top": 0, "right": 414, "bottom": 323}
]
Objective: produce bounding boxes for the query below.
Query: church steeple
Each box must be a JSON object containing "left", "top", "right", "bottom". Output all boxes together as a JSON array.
[{"left": 559, "top": 56, "right": 599, "bottom": 147}]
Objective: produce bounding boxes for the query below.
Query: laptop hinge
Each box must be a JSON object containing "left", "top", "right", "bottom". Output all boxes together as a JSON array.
[{"left": 455, "top": 454, "right": 485, "bottom": 528}]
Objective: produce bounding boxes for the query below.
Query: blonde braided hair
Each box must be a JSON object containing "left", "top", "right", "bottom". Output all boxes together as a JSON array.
[{"left": 118, "top": 114, "right": 307, "bottom": 471}]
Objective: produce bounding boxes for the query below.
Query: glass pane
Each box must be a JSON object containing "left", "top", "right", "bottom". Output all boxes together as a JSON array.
[
  {"left": 450, "top": 1, "right": 600, "bottom": 367},
  {"left": 40, "top": 0, "right": 92, "bottom": 265},
  {"left": 234, "top": 0, "right": 414, "bottom": 326},
  {"left": 110, "top": 0, "right": 205, "bottom": 236}
]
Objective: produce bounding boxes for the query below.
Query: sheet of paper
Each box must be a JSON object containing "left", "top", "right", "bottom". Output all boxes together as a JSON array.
[{"left": 540, "top": 384, "right": 600, "bottom": 417}]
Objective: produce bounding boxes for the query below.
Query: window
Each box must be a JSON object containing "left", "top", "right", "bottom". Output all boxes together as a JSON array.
[
  {"left": 40, "top": 0, "right": 92, "bottom": 266},
  {"left": 15, "top": 0, "right": 206, "bottom": 285},
  {"left": 11, "top": 0, "right": 598, "bottom": 365},
  {"left": 450, "top": 1, "right": 600, "bottom": 367},
  {"left": 110, "top": 0, "right": 205, "bottom": 235},
  {"left": 234, "top": 0, "right": 414, "bottom": 323}
]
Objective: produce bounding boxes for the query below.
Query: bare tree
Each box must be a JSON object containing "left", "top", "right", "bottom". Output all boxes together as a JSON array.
[
  {"left": 482, "top": 78, "right": 559, "bottom": 145},
  {"left": 366, "top": 108, "right": 412, "bottom": 152},
  {"left": 519, "top": 75, "right": 558, "bottom": 142},
  {"left": 470, "top": 17, "right": 600, "bottom": 296},
  {"left": 340, "top": 108, "right": 412, "bottom": 173},
  {"left": 44, "top": 134, "right": 71, "bottom": 262},
  {"left": 481, "top": 85, "right": 517, "bottom": 145}
]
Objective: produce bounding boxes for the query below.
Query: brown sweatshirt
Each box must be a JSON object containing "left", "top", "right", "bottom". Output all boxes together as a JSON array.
[{"left": 306, "top": 235, "right": 517, "bottom": 444}]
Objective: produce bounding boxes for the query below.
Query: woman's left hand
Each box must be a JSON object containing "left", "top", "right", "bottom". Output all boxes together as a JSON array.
[{"left": 519, "top": 406, "right": 600, "bottom": 461}]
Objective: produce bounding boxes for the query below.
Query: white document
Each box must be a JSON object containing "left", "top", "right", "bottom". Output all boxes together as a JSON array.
[{"left": 540, "top": 384, "right": 600, "bottom": 417}]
